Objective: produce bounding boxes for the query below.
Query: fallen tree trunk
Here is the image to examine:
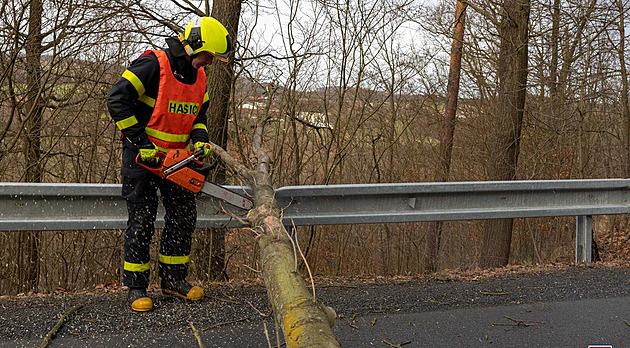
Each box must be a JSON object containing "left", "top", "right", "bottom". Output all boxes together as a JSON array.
[{"left": 209, "top": 111, "right": 339, "bottom": 347}]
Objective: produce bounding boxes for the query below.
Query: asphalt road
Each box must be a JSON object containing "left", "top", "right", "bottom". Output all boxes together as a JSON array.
[{"left": 2, "top": 265, "right": 630, "bottom": 347}]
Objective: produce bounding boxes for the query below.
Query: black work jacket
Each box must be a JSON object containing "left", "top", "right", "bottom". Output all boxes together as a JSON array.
[{"left": 107, "top": 42, "right": 210, "bottom": 178}]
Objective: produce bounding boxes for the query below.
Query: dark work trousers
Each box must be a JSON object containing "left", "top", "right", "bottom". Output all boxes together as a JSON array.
[{"left": 121, "top": 175, "right": 197, "bottom": 288}]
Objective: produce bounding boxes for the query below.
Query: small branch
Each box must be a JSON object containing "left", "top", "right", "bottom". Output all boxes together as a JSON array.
[
  {"left": 246, "top": 300, "right": 271, "bottom": 317},
  {"left": 382, "top": 339, "right": 402, "bottom": 348},
  {"left": 274, "top": 309, "right": 281, "bottom": 348},
  {"left": 284, "top": 221, "right": 298, "bottom": 273},
  {"left": 238, "top": 51, "right": 324, "bottom": 62},
  {"left": 38, "top": 304, "right": 83, "bottom": 348},
  {"left": 492, "top": 322, "right": 536, "bottom": 327},
  {"left": 247, "top": 226, "right": 265, "bottom": 237},
  {"left": 220, "top": 206, "right": 250, "bottom": 226},
  {"left": 480, "top": 291, "right": 512, "bottom": 296},
  {"left": 243, "top": 263, "right": 262, "bottom": 273},
  {"left": 293, "top": 219, "right": 315, "bottom": 303},
  {"left": 492, "top": 316, "right": 545, "bottom": 328},
  {"left": 264, "top": 322, "right": 272, "bottom": 348},
  {"left": 284, "top": 112, "right": 333, "bottom": 131},
  {"left": 320, "top": 284, "right": 358, "bottom": 289},
  {"left": 189, "top": 321, "right": 204, "bottom": 348},
  {"left": 459, "top": 0, "right": 500, "bottom": 28},
  {"left": 505, "top": 316, "right": 544, "bottom": 324},
  {"left": 208, "top": 296, "right": 241, "bottom": 304},
  {"left": 202, "top": 317, "right": 249, "bottom": 331},
  {"left": 208, "top": 142, "right": 255, "bottom": 183}
]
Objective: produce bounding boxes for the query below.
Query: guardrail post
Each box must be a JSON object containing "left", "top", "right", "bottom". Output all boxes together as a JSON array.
[{"left": 575, "top": 215, "right": 592, "bottom": 264}]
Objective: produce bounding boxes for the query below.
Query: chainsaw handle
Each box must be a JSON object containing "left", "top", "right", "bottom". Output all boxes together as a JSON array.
[
  {"left": 163, "top": 148, "right": 204, "bottom": 174},
  {"left": 135, "top": 152, "right": 166, "bottom": 178},
  {"left": 192, "top": 148, "right": 205, "bottom": 158}
]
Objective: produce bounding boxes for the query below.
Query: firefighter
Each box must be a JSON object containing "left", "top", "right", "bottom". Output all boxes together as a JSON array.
[{"left": 107, "top": 17, "right": 231, "bottom": 312}]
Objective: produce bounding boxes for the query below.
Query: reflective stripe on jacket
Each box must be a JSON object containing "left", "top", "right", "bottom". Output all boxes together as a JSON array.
[{"left": 146, "top": 50, "right": 206, "bottom": 149}]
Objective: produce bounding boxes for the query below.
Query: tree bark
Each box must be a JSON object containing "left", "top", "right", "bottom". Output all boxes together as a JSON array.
[
  {"left": 549, "top": 0, "right": 560, "bottom": 100},
  {"left": 480, "top": 0, "right": 530, "bottom": 268},
  {"left": 426, "top": 0, "right": 467, "bottom": 273},
  {"left": 204, "top": 0, "right": 243, "bottom": 280},
  {"left": 21, "top": 0, "right": 45, "bottom": 293},
  {"left": 617, "top": 0, "right": 630, "bottom": 177}
]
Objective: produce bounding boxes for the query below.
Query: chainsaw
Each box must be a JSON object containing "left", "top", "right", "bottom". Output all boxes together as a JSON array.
[{"left": 135, "top": 148, "right": 253, "bottom": 210}]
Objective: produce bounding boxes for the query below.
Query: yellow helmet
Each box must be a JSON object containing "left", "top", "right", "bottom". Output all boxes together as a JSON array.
[{"left": 179, "top": 17, "right": 232, "bottom": 62}]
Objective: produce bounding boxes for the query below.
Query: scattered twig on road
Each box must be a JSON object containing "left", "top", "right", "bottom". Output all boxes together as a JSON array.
[
  {"left": 274, "top": 311, "right": 281, "bottom": 348},
  {"left": 38, "top": 304, "right": 83, "bottom": 348},
  {"left": 423, "top": 299, "right": 450, "bottom": 305},
  {"left": 480, "top": 291, "right": 512, "bottom": 296},
  {"left": 345, "top": 313, "right": 359, "bottom": 329},
  {"left": 624, "top": 319, "right": 630, "bottom": 328},
  {"left": 209, "top": 295, "right": 241, "bottom": 304},
  {"left": 492, "top": 316, "right": 545, "bottom": 328},
  {"left": 320, "top": 284, "right": 358, "bottom": 289},
  {"left": 201, "top": 317, "right": 249, "bottom": 331},
  {"left": 246, "top": 299, "right": 271, "bottom": 317},
  {"left": 262, "top": 321, "right": 287, "bottom": 348},
  {"left": 505, "top": 316, "right": 544, "bottom": 324},
  {"left": 263, "top": 322, "right": 272, "bottom": 348},
  {"left": 381, "top": 339, "right": 400, "bottom": 348},
  {"left": 189, "top": 321, "right": 204, "bottom": 348}
]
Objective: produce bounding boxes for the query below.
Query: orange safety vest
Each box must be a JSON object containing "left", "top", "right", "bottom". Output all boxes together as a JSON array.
[{"left": 145, "top": 50, "right": 206, "bottom": 149}]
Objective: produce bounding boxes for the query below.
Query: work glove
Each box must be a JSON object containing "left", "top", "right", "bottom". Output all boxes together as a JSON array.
[
  {"left": 135, "top": 140, "right": 159, "bottom": 164},
  {"left": 194, "top": 141, "right": 213, "bottom": 158},
  {"left": 139, "top": 147, "right": 159, "bottom": 163}
]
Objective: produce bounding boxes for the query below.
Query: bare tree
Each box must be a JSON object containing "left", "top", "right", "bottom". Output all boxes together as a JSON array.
[
  {"left": 480, "top": 0, "right": 531, "bottom": 268},
  {"left": 617, "top": 0, "right": 630, "bottom": 177},
  {"left": 425, "top": 0, "right": 468, "bottom": 273}
]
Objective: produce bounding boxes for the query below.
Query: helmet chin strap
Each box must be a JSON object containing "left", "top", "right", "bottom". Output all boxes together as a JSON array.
[{"left": 178, "top": 33, "right": 195, "bottom": 56}]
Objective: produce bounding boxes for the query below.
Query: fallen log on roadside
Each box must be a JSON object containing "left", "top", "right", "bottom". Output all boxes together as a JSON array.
[{"left": 209, "top": 95, "right": 339, "bottom": 347}]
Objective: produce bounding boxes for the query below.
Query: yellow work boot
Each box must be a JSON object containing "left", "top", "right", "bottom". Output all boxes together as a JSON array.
[
  {"left": 161, "top": 279, "right": 204, "bottom": 300},
  {"left": 128, "top": 287, "right": 153, "bottom": 312}
]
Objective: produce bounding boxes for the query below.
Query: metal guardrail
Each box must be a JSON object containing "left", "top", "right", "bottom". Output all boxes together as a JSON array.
[{"left": 1, "top": 179, "right": 629, "bottom": 264}]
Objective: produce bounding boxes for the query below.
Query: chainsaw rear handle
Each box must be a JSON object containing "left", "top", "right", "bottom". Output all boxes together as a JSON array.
[
  {"left": 135, "top": 152, "right": 167, "bottom": 178},
  {"left": 192, "top": 148, "right": 205, "bottom": 158},
  {"left": 135, "top": 148, "right": 205, "bottom": 179}
]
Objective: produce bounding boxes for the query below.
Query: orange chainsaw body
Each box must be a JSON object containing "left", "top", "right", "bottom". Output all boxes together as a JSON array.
[
  {"left": 137, "top": 149, "right": 205, "bottom": 193},
  {"left": 166, "top": 166, "right": 205, "bottom": 193},
  {"left": 135, "top": 148, "right": 253, "bottom": 210}
]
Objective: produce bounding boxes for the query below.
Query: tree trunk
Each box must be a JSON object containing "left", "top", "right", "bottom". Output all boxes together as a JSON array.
[
  {"left": 210, "top": 89, "right": 339, "bottom": 346},
  {"left": 249, "top": 185, "right": 339, "bottom": 347},
  {"left": 425, "top": 0, "right": 467, "bottom": 273},
  {"left": 549, "top": 0, "right": 559, "bottom": 99},
  {"left": 21, "top": 0, "right": 44, "bottom": 293},
  {"left": 617, "top": 0, "right": 630, "bottom": 177},
  {"left": 480, "top": 0, "right": 530, "bottom": 268},
  {"left": 204, "top": 0, "right": 242, "bottom": 280}
]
